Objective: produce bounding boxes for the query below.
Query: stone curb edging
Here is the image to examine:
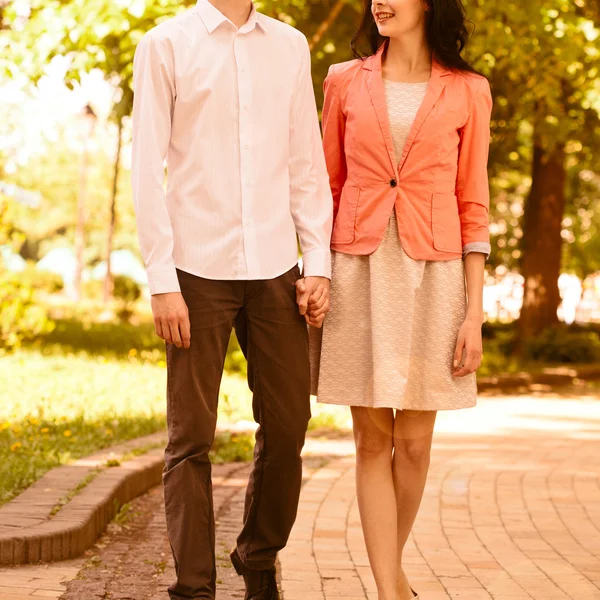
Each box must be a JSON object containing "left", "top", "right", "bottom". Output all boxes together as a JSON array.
[{"left": 0, "top": 438, "right": 166, "bottom": 567}]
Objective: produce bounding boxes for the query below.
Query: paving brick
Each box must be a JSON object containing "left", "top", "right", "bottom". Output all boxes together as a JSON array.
[{"left": 2, "top": 397, "right": 600, "bottom": 599}]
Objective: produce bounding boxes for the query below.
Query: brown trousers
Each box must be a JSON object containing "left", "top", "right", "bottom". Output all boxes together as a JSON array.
[{"left": 164, "top": 266, "right": 311, "bottom": 599}]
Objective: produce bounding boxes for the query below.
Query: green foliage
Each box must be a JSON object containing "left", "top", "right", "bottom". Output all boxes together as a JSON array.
[
  {"left": 308, "top": 411, "right": 345, "bottom": 431},
  {"left": 37, "top": 317, "right": 165, "bottom": 361},
  {"left": 210, "top": 432, "right": 254, "bottom": 464},
  {"left": 6, "top": 141, "right": 138, "bottom": 268},
  {"left": 113, "top": 274, "right": 142, "bottom": 322},
  {"left": 464, "top": 0, "right": 600, "bottom": 273},
  {"left": 563, "top": 168, "right": 600, "bottom": 278},
  {"left": 0, "top": 340, "right": 255, "bottom": 504},
  {"left": 0, "top": 272, "right": 55, "bottom": 350},
  {"left": 480, "top": 320, "right": 600, "bottom": 369},
  {"left": 0, "top": 411, "right": 166, "bottom": 505},
  {"left": 16, "top": 265, "right": 64, "bottom": 294},
  {"left": 526, "top": 324, "right": 600, "bottom": 364},
  {"left": 113, "top": 274, "right": 141, "bottom": 305},
  {"left": 81, "top": 279, "right": 104, "bottom": 300},
  {"left": 225, "top": 333, "right": 247, "bottom": 376},
  {"left": 0, "top": 197, "right": 54, "bottom": 349},
  {"left": 479, "top": 322, "right": 523, "bottom": 376},
  {"left": 1, "top": 0, "right": 198, "bottom": 121},
  {"left": 80, "top": 275, "right": 141, "bottom": 321},
  {"left": 35, "top": 316, "right": 248, "bottom": 375}
]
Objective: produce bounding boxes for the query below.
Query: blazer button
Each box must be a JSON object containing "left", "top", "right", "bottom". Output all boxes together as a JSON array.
[{"left": 390, "top": 178, "right": 397, "bottom": 188}]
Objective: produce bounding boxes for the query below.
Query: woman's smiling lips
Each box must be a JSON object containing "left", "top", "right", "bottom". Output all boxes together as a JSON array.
[{"left": 375, "top": 11, "right": 395, "bottom": 23}]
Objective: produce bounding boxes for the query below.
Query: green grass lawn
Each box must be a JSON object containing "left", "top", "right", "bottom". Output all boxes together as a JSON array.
[
  {"left": 0, "top": 350, "right": 259, "bottom": 505},
  {"left": 0, "top": 318, "right": 350, "bottom": 505}
]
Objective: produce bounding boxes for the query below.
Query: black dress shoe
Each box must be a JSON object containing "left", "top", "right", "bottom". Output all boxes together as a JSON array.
[{"left": 230, "top": 548, "right": 279, "bottom": 600}]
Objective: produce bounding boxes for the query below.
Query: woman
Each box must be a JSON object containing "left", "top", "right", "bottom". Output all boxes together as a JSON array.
[{"left": 307, "top": 1, "right": 493, "bottom": 598}]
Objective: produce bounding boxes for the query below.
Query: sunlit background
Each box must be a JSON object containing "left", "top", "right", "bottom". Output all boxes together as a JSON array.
[{"left": 0, "top": 0, "right": 599, "bottom": 505}]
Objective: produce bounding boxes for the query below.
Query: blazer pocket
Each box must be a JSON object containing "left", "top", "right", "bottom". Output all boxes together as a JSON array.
[
  {"left": 431, "top": 193, "right": 462, "bottom": 253},
  {"left": 332, "top": 185, "right": 360, "bottom": 244}
]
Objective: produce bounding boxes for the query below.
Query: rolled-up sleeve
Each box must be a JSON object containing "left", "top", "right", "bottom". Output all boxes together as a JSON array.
[
  {"left": 288, "top": 35, "right": 333, "bottom": 279},
  {"left": 456, "top": 77, "right": 493, "bottom": 258},
  {"left": 131, "top": 33, "right": 180, "bottom": 295}
]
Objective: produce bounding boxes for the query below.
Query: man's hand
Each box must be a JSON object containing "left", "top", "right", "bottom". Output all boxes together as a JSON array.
[
  {"left": 295, "top": 276, "right": 331, "bottom": 328},
  {"left": 452, "top": 316, "right": 483, "bottom": 377},
  {"left": 151, "top": 292, "right": 191, "bottom": 348}
]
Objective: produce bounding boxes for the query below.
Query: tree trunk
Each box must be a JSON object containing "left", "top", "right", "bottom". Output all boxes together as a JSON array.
[
  {"left": 517, "top": 141, "right": 566, "bottom": 341},
  {"left": 73, "top": 138, "right": 90, "bottom": 301},
  {"left": 309, "top": 0, "right": 347, "bottom": 51},
  {"left": 103, "top": 118, "right": 123, "bottom": 305}
]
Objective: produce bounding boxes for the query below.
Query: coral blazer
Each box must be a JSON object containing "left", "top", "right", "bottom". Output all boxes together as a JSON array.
[{"left": 322, "top": 43, "right": 493, "bottom": 259}]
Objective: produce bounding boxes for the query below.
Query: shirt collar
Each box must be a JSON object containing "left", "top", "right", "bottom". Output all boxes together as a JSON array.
[{"left": 196, "top": 0, "right": 265, "bottom": 34}]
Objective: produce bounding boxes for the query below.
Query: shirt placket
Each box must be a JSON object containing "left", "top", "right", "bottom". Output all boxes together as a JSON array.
[{"left": 234, "top": 31, "right": 257, "bottom": 280}]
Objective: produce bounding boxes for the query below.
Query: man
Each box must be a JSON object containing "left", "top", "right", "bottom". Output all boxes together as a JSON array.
[{"left": 131, "top": 0, "right": 332, "bottom": 599}]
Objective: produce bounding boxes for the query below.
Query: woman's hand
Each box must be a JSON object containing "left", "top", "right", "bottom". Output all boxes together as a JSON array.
[{"left": 452, "top": 316, "right": 483, "bottom": 377}]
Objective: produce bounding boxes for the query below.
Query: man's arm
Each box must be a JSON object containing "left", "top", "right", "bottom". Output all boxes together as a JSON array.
[
  {"left": 132, "top": 33, "right": 180, "bottom": 295},
  {"left": 288, "top": 35, "right": 334, "bottom": 327},
  {"left": 288, "top": 34, "right": 333, "bottom": 280},
  {"left": 132, "top": 33, "right": 190, "bottom": 348}
]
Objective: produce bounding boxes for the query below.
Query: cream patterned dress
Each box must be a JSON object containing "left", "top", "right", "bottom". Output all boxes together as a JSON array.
[{"left": 310, "top": 80, "right": 477, "bottom": 411}]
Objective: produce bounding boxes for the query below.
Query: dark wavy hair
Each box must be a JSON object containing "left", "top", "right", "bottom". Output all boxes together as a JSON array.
[{"left": 351, "top": 0, "right": 479, "bottom": 74}]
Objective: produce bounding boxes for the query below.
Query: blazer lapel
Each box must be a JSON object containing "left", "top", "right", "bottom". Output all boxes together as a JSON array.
[
  {"left": 364, "top": 46, "right": 452, "bottom": 176},
  {"left": 397, "top": 60, "right": 451, "bottom": 173},
  {"left": 364, "top": 46, "right": 398, "bottom": 177}
]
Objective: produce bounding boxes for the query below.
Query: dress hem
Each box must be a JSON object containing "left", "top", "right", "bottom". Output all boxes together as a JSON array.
[{"left": 314, "top": 396, "right": 477, "bottom": 411}]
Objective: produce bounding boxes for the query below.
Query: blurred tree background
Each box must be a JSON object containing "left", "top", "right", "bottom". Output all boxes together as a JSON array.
[{"left": 0, "top": 0, "right": 599, "bottom": 354}]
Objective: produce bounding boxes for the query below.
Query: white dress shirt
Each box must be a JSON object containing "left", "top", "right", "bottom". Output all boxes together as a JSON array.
[{"left": 131, "top": 0, "right": 333, "bottom": 295}]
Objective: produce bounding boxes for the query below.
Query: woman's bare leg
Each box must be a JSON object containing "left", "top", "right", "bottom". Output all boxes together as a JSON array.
[
  {"left": 351, "top": 407, "right": 396, "bottom": 600},
  {"left": 392, "top": 410, "right": 437, "bottom": 599}
]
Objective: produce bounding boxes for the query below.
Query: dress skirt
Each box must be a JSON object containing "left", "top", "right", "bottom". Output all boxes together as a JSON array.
[{"left": 309, "top": 212, "right": 477, "bottom": 411}]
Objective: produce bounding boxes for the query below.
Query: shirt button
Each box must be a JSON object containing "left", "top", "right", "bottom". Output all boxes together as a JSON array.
[{"left": 390, "top": 178, "right": 398, "bottom": 188}]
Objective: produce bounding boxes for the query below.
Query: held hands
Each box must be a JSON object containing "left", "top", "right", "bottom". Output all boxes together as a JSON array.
[
  {"left": 452, "top": 315, "right": 483, "bottom": 377},
  {"left": 295, "top": 276, "right": 331, "bottom": 328},
  {"left": 151, "top": 292, "right": 191, "bottom": 348}
]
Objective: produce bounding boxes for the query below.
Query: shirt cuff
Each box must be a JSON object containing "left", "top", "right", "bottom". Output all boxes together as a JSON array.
[
  {"left": 463, "top": 242, "right": 491, "bottom": 259},
  {"left": 301, "top": 248, "right": 332, "bottom": 279},
  {"left": 146, "top": 264, "right": 181, "bottom": 295}
]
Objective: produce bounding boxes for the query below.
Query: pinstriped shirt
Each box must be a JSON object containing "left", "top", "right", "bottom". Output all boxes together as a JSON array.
[{"left": 131, "top": 0, "right": 333, "bottom": 295}]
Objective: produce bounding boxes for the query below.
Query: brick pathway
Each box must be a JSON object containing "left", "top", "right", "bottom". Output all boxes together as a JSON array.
[
  {"left": 0, "top": 394, "right": 599, "bottom": 600},
  {"left": 0, "top": 464, "right": 251, "bottom": 600},
  {"left": 281, "top": 394, "right": 600, "bottom": 600}
]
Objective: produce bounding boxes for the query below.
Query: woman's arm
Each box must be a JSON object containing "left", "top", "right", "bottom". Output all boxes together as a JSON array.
[
  {"left": 322, "top": 65, "right": 348, "bottom": 222},
  {"left": 453, "top": 252, "right": 486, "bottom": 377},
  {"left": 452, "top": 76, "right": 493, "bottom": 377},
  {"left": 464, "top": 252, "right": 485, "bottom": 322},
  {"left": 456, "top": 77, "right": 493, "bottom": 256}
]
